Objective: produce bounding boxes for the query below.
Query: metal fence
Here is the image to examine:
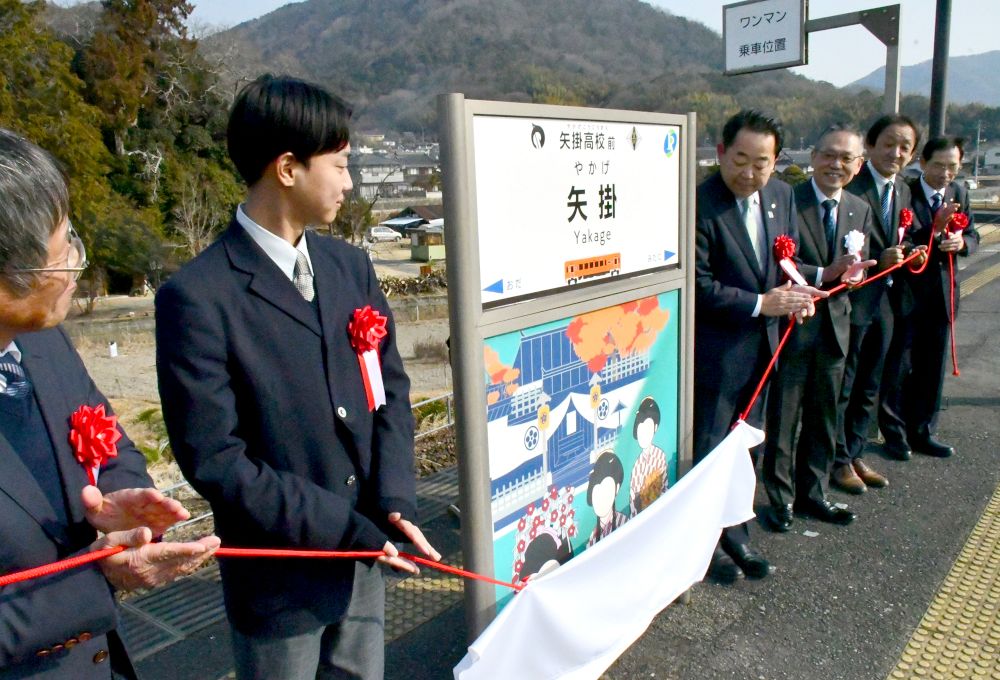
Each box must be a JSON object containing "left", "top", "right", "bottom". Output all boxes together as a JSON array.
[{"left": 160, "top": 392, "right": 455, "bottom": 537}]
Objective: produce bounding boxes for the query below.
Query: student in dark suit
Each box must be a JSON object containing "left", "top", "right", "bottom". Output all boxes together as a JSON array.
[
  {"left": 0, "top": 129, "right": 218, "bottom": 679},
  {"left": 694, "top": 110, "right": 824, "bottom": 583},
  {"left": 763, "top": 125, "right": 875, "bottom": 532},
  {"left": 155, "top": 75, "right": 439, "bottom": 680},
  {"left": 883, "top": 136, "right": 979, "bottom": 459},
  {"left": 833, "top": 114, "right": 920, "bottom": 494}
]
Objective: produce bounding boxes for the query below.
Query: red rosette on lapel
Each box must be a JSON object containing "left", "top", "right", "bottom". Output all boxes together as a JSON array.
[
  {"left": 772, "top": 234, "right": 807, "bottom": 285},
  {"left": 947, "top": 212, "right": 969, "bottom": 233},
  {"left": 69, "top": 404, "right": 121, "bottom": 485},
  {"left": 348, "top": 305, "right": 388, "bottom": 411},
  {"left": 897, "top": 208, "right": 914, "bottom": 244}
]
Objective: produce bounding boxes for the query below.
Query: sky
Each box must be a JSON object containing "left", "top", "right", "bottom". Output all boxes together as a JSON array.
[{"left": 55, "top": 0, "right": 998, "bottom": 88}]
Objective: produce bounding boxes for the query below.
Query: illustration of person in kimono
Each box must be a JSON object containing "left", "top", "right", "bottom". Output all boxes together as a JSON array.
[
  {"left": 629, "top": 396, "right": 668, "bottom": 516},
  {"left": 587, "top": 450, "right": 628, "bottom": 547}
]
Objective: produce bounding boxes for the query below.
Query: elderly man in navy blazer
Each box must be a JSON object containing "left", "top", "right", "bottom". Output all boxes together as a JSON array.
[
  {"left": 884, "top": 136, "right": 980, "bottom": 459},
  {"left": 762, "top": 124, "right": 876, "bottom": 532},
  {"left": 0, "top": 129, "right": 218, "bottom": 679},
  {"left": 694, "top": 110, "right": 824, "bottom": 583},
  {"left": 156, "top": 75, "right": 439, "bottom": 680}
]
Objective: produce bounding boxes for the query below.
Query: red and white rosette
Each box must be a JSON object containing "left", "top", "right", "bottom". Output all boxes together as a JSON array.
[
  {"left": 348, "top": 305, "right": 388, "bottom": 411},
  {"left": 897, "top": 207, "right": 914, "bottom": 245},
  {"left": 773, "top": 234, "right": 807, "bottom": 285},
  {"left": 68, "top": 404, "right": 121, "bottom": 485},
  {"left": 947, "top": 211, "right": 969, "bottom": 235}
]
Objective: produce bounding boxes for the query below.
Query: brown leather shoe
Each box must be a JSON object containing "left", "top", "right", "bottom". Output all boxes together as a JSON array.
[
  {"left": 853, "top": 458, "right": 888, "bottom": 488},
  {"left": 832, "top": 463, "right": 866, "bottom": 494}
]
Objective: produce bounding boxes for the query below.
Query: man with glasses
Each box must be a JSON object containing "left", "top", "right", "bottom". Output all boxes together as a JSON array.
[
  {"left": 694, "top": 110, "right": 824, "bottom": 583},
  {"left": 887, "top": 136, "right": 979, "bottom": 459},
  {"left": 762, "top": 125, "right": 875, "bottom": 532},
  {"left": 0, "top": 128, "right": 219, "bottom": 679},
  {"left": 834, "top": 114, "right": 920, "bottom": 494}
]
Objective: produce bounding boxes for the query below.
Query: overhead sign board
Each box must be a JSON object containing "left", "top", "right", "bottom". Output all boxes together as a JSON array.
[
  {"left": 472, "top": 116, "right": 681, "bottom": 307},
  {"left": 723, "top": 0, "right": 807, "bottom": 75}
]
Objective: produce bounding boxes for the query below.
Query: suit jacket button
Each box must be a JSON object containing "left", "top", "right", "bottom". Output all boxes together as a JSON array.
[
  {"left": 35, "top": 649, "right": 50, "bottom": 658},
  {"left": 52, "top": 644, "right": 64, "bottom": 653},
  {"left": 65, "top": 638, "right": 78, "bottom": 648},
  {"left": 337, "top": 406, "right": 347, "bottom": 418},
  {"left": 93, "top": 649, "right": 109, "bottom": 664},
  {"left": 78, "top": 632, "right": 92, "bottom": 642},
  {"left": 345, "top": 475, "right": 356, "bottom": 486}
]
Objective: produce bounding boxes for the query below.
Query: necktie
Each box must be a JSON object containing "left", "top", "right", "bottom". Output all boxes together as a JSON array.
[
  {"left": 741, "top": 196, "right": 764, "bottom": 268},
  {"left": 931, "top": 192, "right": 943, "bottom": 215},
  {"left": 293, "top": 251, "right": 315, "bottom": 302},
  {"left": 0, "top": 359, "right": 31, "bottom": 398},
  {"left": 880, "top": 183, "right": 892, "bottom": 229},
  {"left": 822, "top": 198, "right": 838, "bottom": 255}
]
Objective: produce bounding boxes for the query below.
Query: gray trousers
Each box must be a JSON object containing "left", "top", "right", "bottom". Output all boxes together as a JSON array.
[{"left": 231, "top": 562, "right": 385, "bottom": 680}]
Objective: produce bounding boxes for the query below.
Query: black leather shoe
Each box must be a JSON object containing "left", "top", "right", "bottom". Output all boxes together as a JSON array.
[
  {"left": 912, "top": 437, "right": 954, "bottom": 458},
  {"left": 882, "top": 441, "right": 912, "bottom": 461},
  {"left": 769, "top": 504, "right": 794, "bottom": 533},
  {"left": 794, "top": 499, "right": 856, "bottom": 526},
  {"left": 724, "top": 543, "right": 773, "bottom": 579},
  {"left": 707, "top": 546, "right": 743, "bottom": 584}
]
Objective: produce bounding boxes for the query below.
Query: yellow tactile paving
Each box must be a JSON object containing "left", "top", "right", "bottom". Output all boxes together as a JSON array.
[
  {"left": 385, "top": 551, "right": 464, "bottom": 642},
  {"left": 961, "top": 262, "right": 1000, "bottom": 299},
  {"left": 887, "top": 483, "right": 1000, "bottom": 679}
]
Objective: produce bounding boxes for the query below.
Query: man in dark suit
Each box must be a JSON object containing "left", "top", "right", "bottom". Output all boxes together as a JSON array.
[
  {"left": 883, "top": 136, "right": 979, "bottom": 458},
  {"left": 0, "top": 129, "right": 218, "bottom": 679},
  {"left": 695, "top": 110, "right": 824, "bottom": 583},
  {"left": 156, "top": 75, "right": 439, "bottom": 680},
  {"left": 763, "top": 125, "right": 875, "bottom": 532},
  {"left": 833, "top": 114, "right": 920, "bottom": 494}
]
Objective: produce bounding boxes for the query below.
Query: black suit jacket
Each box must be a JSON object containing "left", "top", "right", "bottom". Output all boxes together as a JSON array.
[
  {"left": 0, "top": 327, "right": 149, "bottom": 678},
  {"left": 790, "top": 181, "right": 872, "bottom": 357},
  {"left": 905, "top": 179, "right": 980, "bottom": 322},
  {"left": 155, "top": 222, "right": 416, "bottom": 635},
  {"left": 845, "top": 163, "right": 913, "bottom": 323},
  {"left": 693, "top": 173, "right": 806, "bottom": 455}
]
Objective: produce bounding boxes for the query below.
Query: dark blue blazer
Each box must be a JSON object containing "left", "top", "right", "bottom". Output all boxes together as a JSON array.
[
  {"left": 845, "top": 163, "right": 913, "bottom": 323},
  {"left": 0, "top": 327, "right": 149, "bottom": 679},
  {"left": 790, "top": 181, "right": 872, "bottom": 357},
  {"left": 905, "top": 179, "right": 980, "bottom": 323},
  {"left": 155, "top": 222, "right": 416, "bottom": 635}
]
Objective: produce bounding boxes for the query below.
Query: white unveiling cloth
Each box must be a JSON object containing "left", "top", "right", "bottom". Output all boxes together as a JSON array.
[{"left": 454, "top": 420, "right": 763, "bottom": 680}]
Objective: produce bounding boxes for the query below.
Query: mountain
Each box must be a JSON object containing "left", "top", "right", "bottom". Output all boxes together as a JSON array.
[
  {"left": 201, "top": 0, "right": 865, "bottom": 140},
  {"left": 848, "top": 50, "right": 1000, "bottom": 107}
]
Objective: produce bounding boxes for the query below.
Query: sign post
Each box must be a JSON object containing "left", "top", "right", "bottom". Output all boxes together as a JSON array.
[{"left": 439, "top": 95, "right": 696, "bottom": 638}]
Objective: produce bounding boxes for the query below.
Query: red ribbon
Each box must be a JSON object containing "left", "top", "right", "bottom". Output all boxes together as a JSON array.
[
  {"left": 0, "top": 545, "right": 523, "bottom": 592},
  {"left": 348, "top": 306, "right": 388, "bottom": 411},
  {"left": 68, "top": 404, "right": 121, "bottom": 485},
  {"left": 772, "top": 234, "right": 796, "bottom": 261}
]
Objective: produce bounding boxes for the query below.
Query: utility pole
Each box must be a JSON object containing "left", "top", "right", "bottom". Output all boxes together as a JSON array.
[
  {"left": 974, "top": 120, "right": 982, "bottom": 184},
  {"left": 928, "top": 0, "right": 952, "bottom": 138}
]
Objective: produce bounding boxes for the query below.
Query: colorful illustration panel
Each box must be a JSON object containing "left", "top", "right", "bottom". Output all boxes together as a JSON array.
[{"left": 484, "top": 290, "right": 681, "bottom": 606}]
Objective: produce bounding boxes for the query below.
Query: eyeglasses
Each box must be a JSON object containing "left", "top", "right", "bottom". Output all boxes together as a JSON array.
[
  {"left": 15, "top": 221, "right": 88, "bottom": 281},
  {"left": 815, "top": 150, "right": 862, "bottom": 166},
  {"left": 927, "top": 161, "right": 961, "bottom": 172}
]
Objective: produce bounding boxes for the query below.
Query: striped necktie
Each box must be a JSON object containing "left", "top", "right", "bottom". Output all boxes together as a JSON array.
[
  {"left": 880, "top": 182, "right": 892, "bottom": 229},
  {"left": 822, "top": 199, "right": 838, "bottom": 255}
]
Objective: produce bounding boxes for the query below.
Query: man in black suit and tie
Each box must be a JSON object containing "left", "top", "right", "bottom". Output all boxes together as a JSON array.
[
  {"left": 694, "top": 110, "right": 824, "bottom": 583},
  {"left": 0, "top": 129, "right": 218, "bottom": 679},
  {"left": 882, "top": 136, "right": 979, "bottom": 458},
  {"left": 156, "top": 75, "right": 439, "bottom": 680},
  {"left": 833, "top": 114, "right": 920, "bottom": 494},
  {"left": 763, "top": 125, "right": 876, "bottom": 532}
]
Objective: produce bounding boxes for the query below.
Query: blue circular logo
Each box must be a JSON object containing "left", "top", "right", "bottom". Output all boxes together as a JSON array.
[{"left": 663, "top": 131, "right": 678, "bottom": 156}]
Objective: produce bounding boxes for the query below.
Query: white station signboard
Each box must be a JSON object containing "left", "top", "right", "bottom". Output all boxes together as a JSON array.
[
  {"left": 472, "top": 115, "right": 681, "bottom": 306},
  {"left": 723, "top": 0, "right": 806, "bottom": 75}
]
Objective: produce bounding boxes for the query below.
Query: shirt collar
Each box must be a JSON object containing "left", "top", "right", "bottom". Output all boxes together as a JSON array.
[
  {"left": 867, "top": 160, "right": 894, "bottom": 192},
  {"left": 811, "top": 178, "right": 842, "bottom": 205},
  {"left": 920, "top": 175, "right": 945, "bottom": 202},
  {"left": 0, "top": 341, "right": 21, "bottom": 364},
  {"left": 236, "top": 204, "right": 312, "bottom": 281}
]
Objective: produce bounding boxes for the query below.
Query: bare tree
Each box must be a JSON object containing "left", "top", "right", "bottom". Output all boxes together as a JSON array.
[{"left": 172, "top": 173, "right": 225, "bottom": 256}]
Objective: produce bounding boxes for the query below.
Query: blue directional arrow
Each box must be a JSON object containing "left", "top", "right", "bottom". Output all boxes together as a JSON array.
[
  {"left": 663, "top": 250, "right": 675, "bottom": 261},
  {"left": 483, "top": 279, "right": 504, "bottom": 294}
]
